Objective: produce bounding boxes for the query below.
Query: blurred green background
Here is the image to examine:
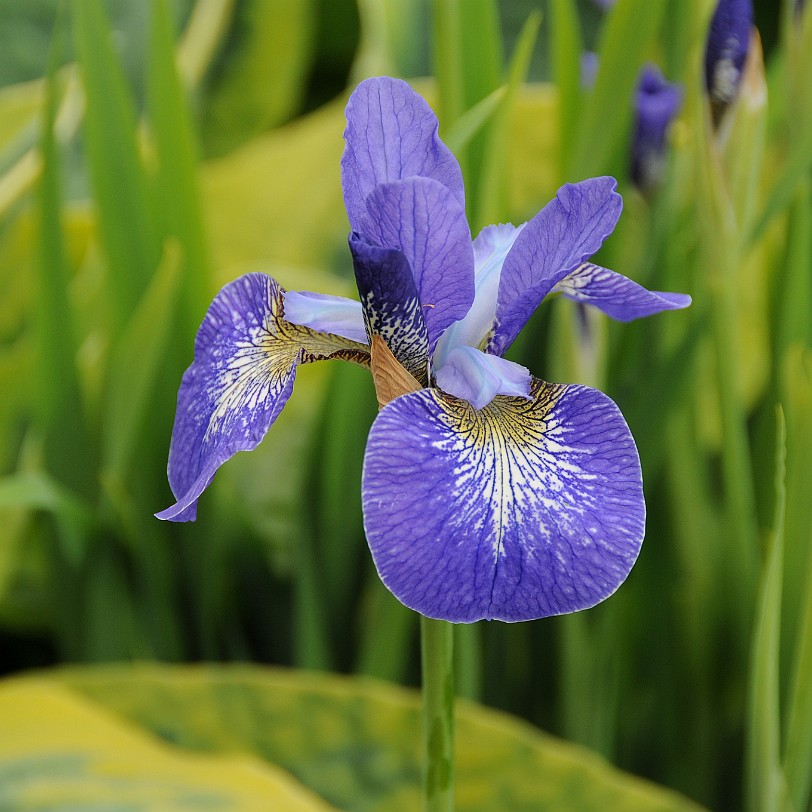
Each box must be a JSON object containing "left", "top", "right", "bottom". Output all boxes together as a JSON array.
[{"left": 0, "top": 1, "right": 810, "bottom": 810}]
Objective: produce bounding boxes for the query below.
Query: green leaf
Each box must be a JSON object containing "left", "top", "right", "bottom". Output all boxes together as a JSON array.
[
  {"left": 569, "top": 0, "right": 665, "bottom": 179},
  {"left": 200, "top": 0, "right": 317, "bottom": 157},
  {"left": 42, "top": 663, "right": 708, "bottom": 812},
  {"left": 745, "top": 408, "right": 792, "bottom": 812},
  {"left": 146, "top": 0, "right": 211, "bottom": 335},
  {"left": 101, "top": 239, "right": 182, "bottom": 497},
  {"left": 782, "top": 347, "right": 812, "bottom": 812},
  {"left": 73, "top": 0, "right": 160, "bottom": 328},
  {"left": 0, "top": 678, "right": 337, "bottom": 810},
  {"left": 549, "top": 0, "right": 582, "bottom": 180},
  {"left": 37, "top": 18, "right": 94, "bottom": 497},
  {"left": 0, "top": 471, "right": 93, "bottom": 567}
]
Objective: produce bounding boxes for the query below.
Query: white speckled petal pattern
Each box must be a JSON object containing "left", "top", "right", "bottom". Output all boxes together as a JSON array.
[
  {"left": 157, "top": 273, "right": 369, "bottom": 521},
  {"left": 362, "top": 379, "right": 644, "bottom": 622}
]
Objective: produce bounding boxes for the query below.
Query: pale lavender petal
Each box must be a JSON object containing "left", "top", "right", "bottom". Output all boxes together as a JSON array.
[
  {"left": 434, "top": 223, "right": 523, "bottom": 365},
  {"left": 362, "top": 177, "right": 475, "bottom": 351},
  {"left": 350, "top": 233, "right": 430, "bottom": 383},
  {"left": 341, "top": 76, "right": 465, "bottom": 233},
  {"left": 362, "top": 380, "right": 644, "bottom": 622},
  {"left": 157, "top": 273, "right": 369, "bottom": 522},
  {"left": 283, "top": 290, "right": 368, "bottom": 344},
  {"left": 489, "top": 177, "right": 622, "bottom": 357},
  {"left": 553, "top": 262, "right": 692, "bottom": 321},
  {"left": 434, "top": 346, "right": 531, "bottom": 409}
]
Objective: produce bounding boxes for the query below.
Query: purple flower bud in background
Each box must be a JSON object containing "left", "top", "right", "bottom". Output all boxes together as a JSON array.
[
  {"left": 580, "top": 51, "right": 599, "bottom": 90},
  {"left": 631, "top": 64, "right": 682, "bottom": 192},
  {"left": 705, "top": 0, "right": 753, "bottom": 116}
]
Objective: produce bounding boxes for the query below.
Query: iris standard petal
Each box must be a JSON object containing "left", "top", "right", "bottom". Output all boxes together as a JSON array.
[
  {"left": 350, "top": 233, "right": 430, "bottom": 383},
  {"left": 434, "top": 223, "right": 523, "bottom": 365},
  {"left": 553, "top": 262, "right": 692, "bottom": 321},
  {"left": 434, "top": 345, "right": 531, "bottom": 409},
  {"left": 283, "top": 290, "right": 368, "bottom": 344},
  {"left": 362, "top": 177, "right": 475, "bottom": 352},
  {"left": 341, "top": 76, "right": 465, "bottom": 232},
  {"left": 489, "top": 177, "right": 622, "bottom": 357},
  {"left": 157, "top": 273, "right": 369, "bottom": 522},
  {"left": 362, "top": 380, "right": 644, "bottom": 622}
]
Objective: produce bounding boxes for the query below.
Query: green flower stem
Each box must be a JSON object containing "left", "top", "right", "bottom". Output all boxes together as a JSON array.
[{"left": 420, "top": 614, "right": 455, "bottom": 812}]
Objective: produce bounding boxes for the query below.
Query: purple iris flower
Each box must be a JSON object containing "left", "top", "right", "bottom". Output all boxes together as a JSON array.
[
  {"left": 705, "top": 0, "right": 753, "bottom": 111},
  {"left": 631, "top": 64, "right": 683, "bottom": 191},
  {"left": 156, "top": 77, "right": 690, "bottom": 623}
]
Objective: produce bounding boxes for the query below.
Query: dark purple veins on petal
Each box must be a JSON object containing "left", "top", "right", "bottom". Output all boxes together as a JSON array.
[
  {"left": 341, "top": 76, "right": 465, "bottom": 233},
  {"left": 361, "top": 379, "right": 645, "bottom": 622},
  {"left": 489, "top": 177, "right": 622, "bottom": 357},
  {"left": 350, "top": 234, "right": 430, "bottom": 383}
]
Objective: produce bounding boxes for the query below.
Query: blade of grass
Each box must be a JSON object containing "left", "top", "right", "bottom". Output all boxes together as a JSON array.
[
  {"left": 745, "top": 408, "right": 791, "bottom": 812},
  {"left": 549, "top": 0, "right": 583, "bottom": 181},
  {"left": 146, "top": 0, "right": 211, "bottom": 336},
  {"left": 73, "top": 0, "right": 160, "bottom": 328},
  {"left": 782, "top": 347, "right": 812, "bottom": 812},
  {"left": 37, "top": 14, "right": 94, "bottom": 499},
  {"left": 474, "top": 10, "right": 540, "bottom": 232}
]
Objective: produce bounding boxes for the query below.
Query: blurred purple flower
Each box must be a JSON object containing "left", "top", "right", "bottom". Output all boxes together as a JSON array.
[
  {"left": 157, "top": 77, "right": 691, "bottom": 623},
  {"left": 705, "top": 0, "right": 753, "bottom": 113},
  {"left": 631, "top": 63, "right": 683, "bottom": 191}
]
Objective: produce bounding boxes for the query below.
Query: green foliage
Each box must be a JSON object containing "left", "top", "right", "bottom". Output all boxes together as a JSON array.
[{"left": 0, "top": 663, "right": 706, "bottom": 812}]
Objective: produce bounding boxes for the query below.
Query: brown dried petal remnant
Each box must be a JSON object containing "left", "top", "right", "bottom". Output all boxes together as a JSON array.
[{"left": 370, "top": 335, "right": 421, "bottom": 409}]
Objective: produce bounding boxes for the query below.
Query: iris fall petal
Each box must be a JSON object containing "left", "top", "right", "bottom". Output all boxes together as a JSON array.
[
  {"left": 362, "top": 380, "right": 645, "bottom": 622},
  {"left": 157, "top": 273, "right": 369, "bottom": 522},
  {"left": 553, "top": 262, "right": 692, "bottom": 321}
]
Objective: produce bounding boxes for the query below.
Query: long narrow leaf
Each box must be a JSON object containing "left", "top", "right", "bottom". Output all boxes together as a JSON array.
[
  {"left": 745, "top": 408, "right": 791, "bottom": 812},
  {"left": 73, "top": 0, "right": 160, "bottom": 327},
  {"left": 147, "top": 0, "right": 211, "bottom": 335}
]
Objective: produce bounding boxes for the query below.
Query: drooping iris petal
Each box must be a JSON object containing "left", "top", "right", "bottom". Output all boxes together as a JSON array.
[
  {"left": 489, "top": 177, "right": 622, "bottom": 357},
  {"left": 362, "top": 380, "right": 644, "bottom": 622},
  {"left": 434, "top": 346, "right": 531, "bottom": 410},
  {"left": 157, "top": 273, "right": 370, "bottom": 522},
  {"left": 434, "top": 223, "right": 523, "bottom": 365},
  {"left": 553, "top": 262, "right": 692, "bottom": 322},
  {"left": 341, "top": 76, "right": 465, "bottom": 233},
  {"left": 362, "top": 177, "right": 475, "bottom": 351},
  {"left": 283, "top": 290, "right": 367, "bottom": 344},
  {"left": 350, "top": 234, "right": 430, "bottom": 383}
]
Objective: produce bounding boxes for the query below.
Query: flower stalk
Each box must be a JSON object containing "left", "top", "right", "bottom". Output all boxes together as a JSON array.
[{"left": 421, "top": 615, "right": 455, "bottom": 812}]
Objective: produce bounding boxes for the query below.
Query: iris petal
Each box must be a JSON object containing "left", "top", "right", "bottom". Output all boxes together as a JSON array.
[
  {"left": 362, "top": 177, "right": 475, "bottom": 352},
  {"left": 362, "top": 380, "right": 644, "bottom": 622},
  {"left": 434, "top": 223, "right": 523, "bottom": 365},
  {"left": 434, "top": 346, "right": 531, "bottom": 409},
  {"left": 350, "top": 234, "right": 430, "bottom": 383},
  {"left": 553, "top": 262, "right": 692, "bottom": 321},
  {"left": 489, "top": 177, "right": 622, "bottom": 357},
  {"left": 157, "top": 273, "right": 369, "bottom": 522},
  {"left": 283, "top": 290, "right": 368, "bottom": 344},
  {"left": 341, "top": 76, "right": 465, "bottom": 233}
]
